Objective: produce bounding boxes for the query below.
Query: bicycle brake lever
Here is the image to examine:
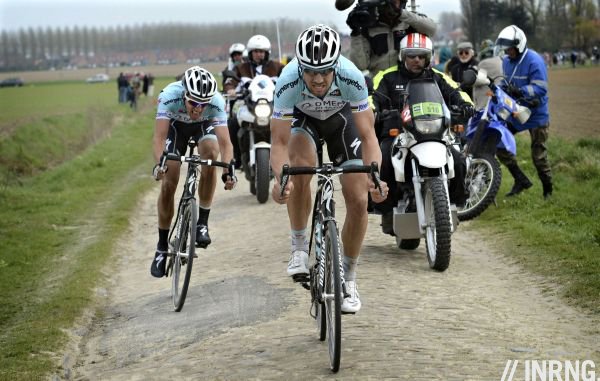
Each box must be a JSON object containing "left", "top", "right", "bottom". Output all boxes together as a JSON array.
[
  {"left": 370, "top": 162, "right": 384, "bottom": 197},
  {"left": 279, "top": 164, "right": 290, "bottom": 198}
]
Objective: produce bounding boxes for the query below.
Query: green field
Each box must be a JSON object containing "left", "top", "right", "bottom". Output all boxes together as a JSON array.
[{"left": 0, "top": 75, "right": 599, "bottom": 380}]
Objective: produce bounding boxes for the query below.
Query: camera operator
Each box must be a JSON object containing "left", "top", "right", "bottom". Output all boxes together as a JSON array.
[{"left": 341, "top": 0, "right": 437, "bottom": 76}]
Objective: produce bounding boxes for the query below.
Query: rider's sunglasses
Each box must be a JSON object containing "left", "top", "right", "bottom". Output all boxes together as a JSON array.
[
  {"left": 184, "top": 93, "right": 208, "bottom": 108},
  {"left": 458, "top": 49, "right": 471, "bottom": 56},
  {"left": 303, "top": 67, "right": 335, "bottom": 76},
  {"left": 406, "top": 54, "right": 427, "bottom": 60}
]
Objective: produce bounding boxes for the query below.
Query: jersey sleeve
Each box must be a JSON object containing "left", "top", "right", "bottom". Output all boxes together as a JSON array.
[{"left": 272, "top": 61, "right": 301, "bottom": 120}]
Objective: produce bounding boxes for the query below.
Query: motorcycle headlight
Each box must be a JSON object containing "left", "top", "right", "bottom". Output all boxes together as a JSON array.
[
  {"left": 254, "top": 103, "right": 271, "bottom": 118},
  {"left": 497, "top": 108, "right": 511, "bottom": 121},
  {"left": 413, "top": 118, "right": 443, "bottom": 134}
]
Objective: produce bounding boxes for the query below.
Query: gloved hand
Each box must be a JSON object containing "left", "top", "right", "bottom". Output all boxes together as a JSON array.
[
  {"left": 460, "top": 104, "right": 475, "bottom": 119},
  {"left": 505, "top": 84, "right": 523, "bottom": 99}
]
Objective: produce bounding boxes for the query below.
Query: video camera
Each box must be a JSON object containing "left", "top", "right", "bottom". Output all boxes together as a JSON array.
[{"left": 347, "top": 0, "right": 388, "bottom": 29}]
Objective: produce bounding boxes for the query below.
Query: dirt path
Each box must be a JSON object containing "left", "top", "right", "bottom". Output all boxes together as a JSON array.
[{"left": 61, "top": 174, "right": 600, "bottom": 380}]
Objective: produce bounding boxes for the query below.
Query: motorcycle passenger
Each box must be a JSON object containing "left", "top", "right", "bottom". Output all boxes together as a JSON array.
[
  {"left": 223, "top": 34, "right": 284, "bottom": 171},
  {"left": 150, "top": 66, "right": 237, "bottom": 278},
  {"left": 270, "top": 24, "right": 389, "bottom": 313},
  {"left": 222, "top": 42, "right": 246, "bottom": 167},
  {"left": 371, "top": 33, "right": 475, "bottom": 235},
  {"left": 343, "top": 0, "right": 437, "bottom": 77},
  {"left": 494, "top": 25, "right": 552, "bottom": 199}
]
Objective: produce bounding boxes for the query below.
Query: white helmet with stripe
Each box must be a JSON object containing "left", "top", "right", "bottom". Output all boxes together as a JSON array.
[{"left": 399, "top": 33, "right": 434, "bottom": 66}]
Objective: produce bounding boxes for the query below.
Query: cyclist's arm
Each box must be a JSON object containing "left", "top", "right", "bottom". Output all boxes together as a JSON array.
[
  {"left": 153, "top": 118, "right": 170, "bottom": 163},
  {"left": 213, "top": 123, "right": 234, "bottom": 169},
  {"left": 270, "top": 118, "right": 292, "bottom": 181},
  {"left": 352, "top": 108, "right": 381, "bottom": 169}
]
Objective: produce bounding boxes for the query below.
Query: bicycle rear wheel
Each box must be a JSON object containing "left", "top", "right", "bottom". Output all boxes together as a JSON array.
[
  {"left": 172, "top": 199, "right": 197, "bottom": 312},
  {"left": 323, "top": 220, "right": 342, "bottom": 372}
]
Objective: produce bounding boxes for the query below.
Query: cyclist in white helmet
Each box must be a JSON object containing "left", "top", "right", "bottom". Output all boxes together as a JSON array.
[
  {"left": 150, "top": 66, "right": 237, "bottom": 278},
  {"left": 271, "top": 24, "right": 389, "bottom": 314}
]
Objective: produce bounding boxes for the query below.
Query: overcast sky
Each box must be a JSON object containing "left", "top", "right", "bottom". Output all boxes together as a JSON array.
[{"left": 0, "top": 0, "right": 461, "bottom": 33}]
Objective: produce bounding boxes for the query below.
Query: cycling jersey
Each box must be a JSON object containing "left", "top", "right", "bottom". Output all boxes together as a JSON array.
[
  {"left": 156, "top": 81, "right": 227, "bottom": 128},
  {"left": 272, "top": 56, "right": 370, "bottom": 121}
]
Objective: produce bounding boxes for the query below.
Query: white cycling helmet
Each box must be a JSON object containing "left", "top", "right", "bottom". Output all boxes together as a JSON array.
[
  {"left": 296, "top": 24, "right": 341, "bottom": 70},
  {"left": 247, "top": 35, "right": 271, "bottom": 54},
  {"left": 495, "top": 25, "right": 527, "bottom": 55},
  {"left": 182, "top": 66, "right": 218, "bottom": 102},
  {"left": 229, "top": 43, "right": 245, "bottom": 56},
  {"left": 399, "top": 33, "right": 434, "bottom": 66}
]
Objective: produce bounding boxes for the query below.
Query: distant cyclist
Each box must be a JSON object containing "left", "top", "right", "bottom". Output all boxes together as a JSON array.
[
  {"left": 150, "top": 66, "right": 237, "bottom": 278},
  {"left": 270, "top": 24, "right": 388, "bottom": 313}
]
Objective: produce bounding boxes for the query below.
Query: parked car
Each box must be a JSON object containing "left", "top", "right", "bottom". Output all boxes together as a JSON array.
[
  {"left": 86, "top": 73, "right": 110, "bottom": 83},
  {"left": 0, "top": 77, "right": 25, "bottom": 87}
]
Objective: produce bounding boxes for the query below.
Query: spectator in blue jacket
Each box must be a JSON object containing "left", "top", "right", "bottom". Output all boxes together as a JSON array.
[{"left": 495, "top": 25, "right": 552, "bottom": 199}]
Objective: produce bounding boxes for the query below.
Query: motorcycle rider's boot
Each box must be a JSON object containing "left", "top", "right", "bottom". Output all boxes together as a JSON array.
[
  {"left": 195, "top": 223, "right": 211, "bottom": 249},
  {"left": 381, "top": 212, "right": 395, "bottom": 236},
  {"left": 505, "top": 164, "right": 533, "bottom": 197},
  {"left": 540, "top": 173, "right": 553, "bottom": 199}
]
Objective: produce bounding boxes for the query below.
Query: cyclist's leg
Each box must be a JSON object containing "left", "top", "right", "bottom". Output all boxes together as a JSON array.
[
  {"left": 286, "top": 120, "right": 318, "bottom": 277},
  {"left": 322, "top": 105, "right": 366, "bottom": 312}
]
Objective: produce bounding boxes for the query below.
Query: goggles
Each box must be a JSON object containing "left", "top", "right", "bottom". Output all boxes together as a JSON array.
[
  {"left": 406, "top": 54, "right": 427, "bottom": 60},
  {"left": 458, "top": 49, "right": 471, "bottom": 56},
  {"left": 303, "top": 67, "right": 335, "bottom": 75},
  {"left": 184, "top": 93, "right": 209, "bottom": 108}
]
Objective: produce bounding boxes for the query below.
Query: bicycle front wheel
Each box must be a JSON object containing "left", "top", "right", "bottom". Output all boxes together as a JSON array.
[
  {"left": 323, "top": 220, "right": 342, "bottom": 372},
  {"left": 172, "top": 199, "right": 197, "bottom": 312}
]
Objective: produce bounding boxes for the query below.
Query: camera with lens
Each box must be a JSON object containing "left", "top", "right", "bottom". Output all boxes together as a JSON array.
[{"left": 347, "top": 0, "right": 388, "bottom": 30}]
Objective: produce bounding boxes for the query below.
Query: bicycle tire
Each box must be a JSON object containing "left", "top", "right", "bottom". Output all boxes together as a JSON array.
[
  {"left": 311, "top": 214, "right": 326, "bottom": 342},
  {"left": 323, "top": 220, "right": 342, "bottom": 372},
  {"left": 172, "top": 199, "right": 197, "bottom": 311}
]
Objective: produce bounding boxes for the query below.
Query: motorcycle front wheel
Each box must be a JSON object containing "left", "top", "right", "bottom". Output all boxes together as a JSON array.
[
  {"left": 424, "top": 178, "right": 452, "bottom": 272},
  {"left": 255, "top": 148, "right": 270, "bottom": 203},
  {"left": 457, "top": 152, "right": 502, "bottom": 221}
]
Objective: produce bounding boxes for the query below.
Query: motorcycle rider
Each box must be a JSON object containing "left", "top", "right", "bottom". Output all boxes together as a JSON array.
[
  {"left": 270, "top": 24, "right": 388, "bottom": 313},
  {"left": 223, "top": 34, "right": 284, "bottom": 171},
  {"left": 371, "top": 33, "right": 475, "bottom": 235},
  {"left": 150, "top": 66, "right": 237, "bottom": 278},
  {"left": 494, "top": 25, "right": 552, "bottom": 199}
]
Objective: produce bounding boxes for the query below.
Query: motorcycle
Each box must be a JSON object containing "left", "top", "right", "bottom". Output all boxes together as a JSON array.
[
  {"left": 382, "top": 78, "right": 460, "bottom": 272},
  {"left": 225, "top": 71, "right": 275, "bottom": 204},
  {"left": 456, "top": 68, "right": 531, "bottom": 221}
]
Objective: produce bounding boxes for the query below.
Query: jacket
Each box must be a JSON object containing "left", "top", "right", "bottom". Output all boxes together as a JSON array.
[
  {"left": 223, "top": 60, "right": 284, "bottom": 93},
  {"left": 371, "top": 63, "right": 473, "bottom": 115},
  {"left": 502, "top": 48, "right": 549, "bottom": 130},
  {"left": 350, "top": 11, "right": 437, "bottom": 76}
]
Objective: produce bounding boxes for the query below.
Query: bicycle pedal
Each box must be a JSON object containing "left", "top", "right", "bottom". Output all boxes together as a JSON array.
[
  {"left": 301, "top": 282, "right": 310, "bottom": 291},
  {"left": 341, "top": 311, "right": 356, "bottom": 315},
  {"left": 292, "top": 273, "right": 310, "bottom": 283}
]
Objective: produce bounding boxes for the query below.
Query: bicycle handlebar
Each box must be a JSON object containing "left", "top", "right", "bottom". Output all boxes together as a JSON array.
[
  {"left": 279, "top": 162, "right": 383, "bottom": 198},
  {"left": 164, "top": 152, "right": 234, "bottom": 172}
]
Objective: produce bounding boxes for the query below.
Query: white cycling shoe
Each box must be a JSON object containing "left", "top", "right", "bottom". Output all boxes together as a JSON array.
[
  {"left": 341, "top": 280, "right": 361, "bottom": 313},
  {"left": 287, "top": 250, "right": 309, "bottom": 277}
]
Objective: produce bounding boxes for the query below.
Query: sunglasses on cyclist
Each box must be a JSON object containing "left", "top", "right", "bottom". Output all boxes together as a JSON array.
[
  {"left": 303, "top": 67, "right": 335, "bottom": 75},
  {"left": 458, "top": 49, "right": 471, "bottom": 56},
  {"left": 406, "top": 54, "right": 427, "bottom": 60},
  {"left": 184, "top": 93, "right": 209, "bottom": 108}
]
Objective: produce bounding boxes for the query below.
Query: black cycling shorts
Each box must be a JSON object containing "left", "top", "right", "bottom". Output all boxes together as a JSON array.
[
  {"left": 164, "top": 119, "right": 217, "bottom": 155},
  {"left": 291, "top": 103, "right": 363, "bottom": 166}
]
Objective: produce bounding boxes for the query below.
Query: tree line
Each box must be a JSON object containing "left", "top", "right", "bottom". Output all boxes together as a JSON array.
[{"left": 0, "top": 20, "right": 313, "bottom": 72}]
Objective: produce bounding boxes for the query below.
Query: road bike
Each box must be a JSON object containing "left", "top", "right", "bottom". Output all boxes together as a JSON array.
[
  {"left": 279, "top": 160, "right": 381, "bottom": 372},
  {"left": 163, "top": 138, "right": 234, "bottom": 312}
]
